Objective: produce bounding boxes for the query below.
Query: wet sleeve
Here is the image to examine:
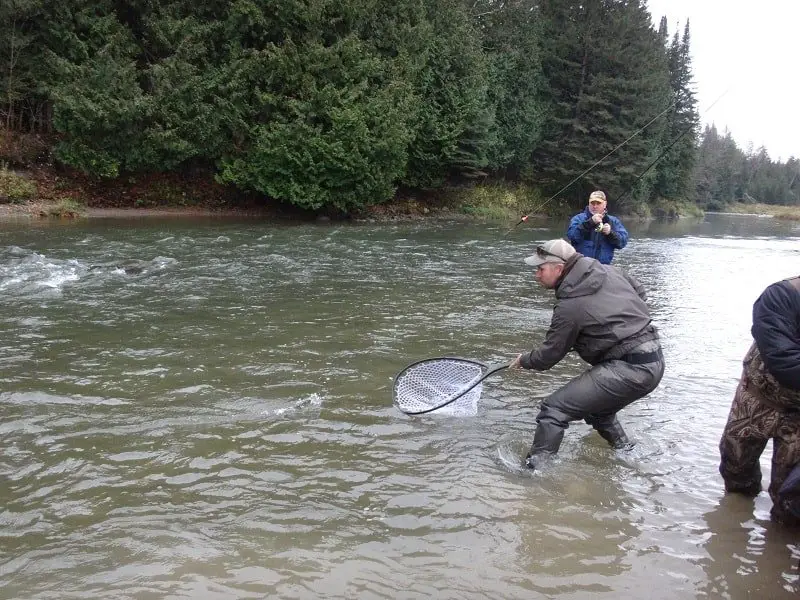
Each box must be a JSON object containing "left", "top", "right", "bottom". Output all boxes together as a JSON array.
[
  {"left": 607, "top": 216, "right": 629, "bottom": 249},
  {"left": 752, "top": 282, "right": 800, "bottom": 390},
  {"left": 519, "top": 309, "right": 580, "bottom": 371},
  {"left": 567, "top": 213, "right": 591, "bottom": 245}
]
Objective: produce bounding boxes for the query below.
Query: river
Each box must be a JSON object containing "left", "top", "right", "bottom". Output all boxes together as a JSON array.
[{"left": 0, "top": 213, "right": 798, "bottom": 599}]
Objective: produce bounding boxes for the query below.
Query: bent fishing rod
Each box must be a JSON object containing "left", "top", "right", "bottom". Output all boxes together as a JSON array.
[{"left": 512, "top": 90, "right": 729, "bottom": 229}]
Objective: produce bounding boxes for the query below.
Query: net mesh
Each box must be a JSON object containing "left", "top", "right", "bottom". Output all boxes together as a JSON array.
[{"left": 393, "top": 358, "right": 485, "bottom": 416}]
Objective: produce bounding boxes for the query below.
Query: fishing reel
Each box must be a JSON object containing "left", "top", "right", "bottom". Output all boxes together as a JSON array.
[{"left": 593, "top": 212, "right": 608, "bottom": 232}]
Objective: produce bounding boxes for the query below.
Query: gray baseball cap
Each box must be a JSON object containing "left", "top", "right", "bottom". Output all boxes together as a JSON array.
[{"left": 523, "top": 239, "right": 576, "bottom": 267}]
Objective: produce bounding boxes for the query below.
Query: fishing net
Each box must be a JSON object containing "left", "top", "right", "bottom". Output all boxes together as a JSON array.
[{"left": 393, "top": 357, "right": 502, "bottom": 416}]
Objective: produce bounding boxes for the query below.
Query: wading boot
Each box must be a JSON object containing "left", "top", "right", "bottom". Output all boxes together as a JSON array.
[
  {"left": 596, "top": 421, "right": 636, "bottom": 451},
  {"left": 524, "top": 453, "right": 537, "bottom": 470},
  {"left": 776, "top": 463, "right": 800, "bottom": 525}
]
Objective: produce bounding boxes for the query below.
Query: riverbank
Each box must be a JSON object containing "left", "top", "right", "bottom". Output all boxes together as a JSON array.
[
  {"left": 708, "top": 202, "right": 800, "bottom": 220},
  {"left": 0, "top": 132, "right": 700, "bottom": 222},
  {"left": 0, "top": 165, "right": 705, "bottom": 224},
  {"left": 0, "top": 163, "right": 537, "bottom": 223},
  {"left": 3, "top": 135, "right": 795, "bottom": 223}
]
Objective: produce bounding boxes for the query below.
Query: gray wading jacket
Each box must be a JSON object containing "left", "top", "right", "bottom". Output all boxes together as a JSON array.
[{"left": 520, "top": 255, "right": 659, "bottom": 370}]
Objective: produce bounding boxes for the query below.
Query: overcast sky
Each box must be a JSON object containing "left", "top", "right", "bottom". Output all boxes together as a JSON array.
[{"left": 645, "top": 0, "right": 799, "bottom": 162}]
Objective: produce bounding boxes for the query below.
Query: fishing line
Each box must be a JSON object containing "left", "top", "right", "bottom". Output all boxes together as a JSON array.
[
  {"left": 511, "top": 89, "right": 729, "bottom": 229},
  {"left": 614, "top": 90, "right": 729, "bottom": 205}
]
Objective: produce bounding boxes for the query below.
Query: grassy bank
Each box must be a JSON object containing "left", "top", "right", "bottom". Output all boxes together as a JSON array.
[
  {"left": 413, "top": 183, "right": 706, "bottom": 222},
  {"left": 0, "top": 129, "right": 792, "bottom": 222}
]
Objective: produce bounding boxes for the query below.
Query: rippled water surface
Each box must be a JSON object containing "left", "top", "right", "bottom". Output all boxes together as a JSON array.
[{"left": 1, "top": 214, "right": 799, "bottom": 599}]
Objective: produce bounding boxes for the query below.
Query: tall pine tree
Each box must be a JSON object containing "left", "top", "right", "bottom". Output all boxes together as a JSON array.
[
  {"left": 531, "top": 0, "right": 672, "bottom": 209},
  {"left": 652, "top": 19, "right": 699, "bottom": 200}
]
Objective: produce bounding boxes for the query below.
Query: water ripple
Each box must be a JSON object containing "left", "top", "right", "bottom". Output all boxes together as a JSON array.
[{"left": 0, "top": 217, "right": 798, "bottom": 599}]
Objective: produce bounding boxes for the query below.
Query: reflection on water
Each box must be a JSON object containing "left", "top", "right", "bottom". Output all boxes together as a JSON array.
[
  {"left": 699, "top": 494, "right": 799, "bottom": 598},
  {"left": 0, "top": 213, "right": 798, "bottom": 599}
]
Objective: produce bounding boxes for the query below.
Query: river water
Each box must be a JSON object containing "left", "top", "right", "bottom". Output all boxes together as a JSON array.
[{"left": 0, "top": 213, "right": 798, "bottom": 599}]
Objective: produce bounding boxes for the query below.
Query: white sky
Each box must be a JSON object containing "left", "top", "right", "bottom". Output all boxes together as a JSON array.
[{"left": 646, "top": 0, "right": 800, "bottom": 162}]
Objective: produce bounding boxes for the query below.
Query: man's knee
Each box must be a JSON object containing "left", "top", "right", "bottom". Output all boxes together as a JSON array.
[
  {"left": 537, "top": 401, "right": 573, "bottom": 428},
  {"left": 585, "top": 412, "right": 615, "bottom": 429},
  {"left": 719, "top": 440, "right": 762, "bottom": 496}
]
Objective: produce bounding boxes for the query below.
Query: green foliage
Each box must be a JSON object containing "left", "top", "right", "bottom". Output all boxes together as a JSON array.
[
  {"left": 475, "top": 0, "right": 546, "bottom": 174},
  {"left": 0, "top": 0, "right": 793, "bottom": 215},
  {"left": 651, "top": 20, "right": 699, "bottom": 201},
  {"left": 219, "top": 32, "right": 416, "bottom": 211},
  {"left": 46, "top": 3, "right": 144, "bottom": 176},
  {"left": 694, "top": 125, "right": 799, "bottom": 208},
  {"left": 0, "top": 0, "right": 50, "bottom": 131},
  {"left": 532, "top": 0, "right": 672, "bottom": 210},
  {"left": 401, "top": 0, "right": 492, "bottom": 188},
  {"left": 133, "top": 6, "right": 233, "bottom": 167},
  {"left": 0, "top": 163, "right": 37, "bottom": 202},
  {"left": 219, "top": 97, "right": 411, "bottom": 211}
]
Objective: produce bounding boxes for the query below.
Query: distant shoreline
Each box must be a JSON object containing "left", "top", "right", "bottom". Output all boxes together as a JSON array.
[
  {"left": 2, "top": 176, "right": 798, "bottom": 223},
  {"left": 706, "top": 204, "right": 800, "bottom": 221},
  {"left": 4, "top": 202, "right": 799, "bottom": 223},
  {"left": 705, "top": 211, "right": 774, "bottom": 218}
]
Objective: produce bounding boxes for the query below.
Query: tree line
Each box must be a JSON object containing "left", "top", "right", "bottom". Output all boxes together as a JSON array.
[
  {"left": 0, "top": 0, "right": 794, "bottom": 212},
  {"left": 694, "top": 125, "right": 799, "bottom": 209}
]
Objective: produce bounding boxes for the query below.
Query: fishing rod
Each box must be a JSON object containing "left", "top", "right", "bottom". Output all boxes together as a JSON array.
[
  {"left": 512, "top": 99, "right": 678, "bottom": 227},
  {"left": 614, "top": 90, "right": 729, "bottom": 206},
  {"left": 512, "top": 89, "right": 729, "bottom": 229}
]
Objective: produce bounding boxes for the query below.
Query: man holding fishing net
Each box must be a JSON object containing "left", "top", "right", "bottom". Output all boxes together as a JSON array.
[{"left": 511, "top": 238, "right": 664, "bottom": 470}]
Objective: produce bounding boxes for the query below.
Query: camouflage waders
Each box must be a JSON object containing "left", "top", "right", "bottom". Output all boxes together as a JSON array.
[{"left": 719, "top": 342, "right": 800, "bottom": 526}]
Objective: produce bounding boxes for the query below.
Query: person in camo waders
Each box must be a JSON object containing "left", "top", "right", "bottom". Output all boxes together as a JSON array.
[
  {"left": 719, "top": 275, "right": 800, "bottom": 527},
  {"left": 510, "top": 239, "right": 665, "bottom": 470},
  {"left": 566, "top": 190, "right": 629, "bottom": 264}
]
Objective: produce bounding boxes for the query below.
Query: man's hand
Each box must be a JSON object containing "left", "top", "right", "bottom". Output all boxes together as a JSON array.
[
  {"left": 510, "top": 354, "right": 524, "bottom": 368},
  {"left": 591, "top": 213, "right": 603, "bottom": 225},
  {"left": 600, "top": 223, "right": 611, "bottom": 235}
]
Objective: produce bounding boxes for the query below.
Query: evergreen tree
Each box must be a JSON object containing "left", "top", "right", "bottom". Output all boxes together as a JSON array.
[
  {"left": 652, "top": 19, "right": 699, "bottom": 200},
  {"left": 531, "top": 0, "right": 672, "bottom": 209},
  {"left": 43, "top": 1, "right": 146, "bottom": 177},
  {"left": 0, "top": 0, "right": 47, "bottom": 131},
  {"left": 3, "top": 0, "right": 796, "bottom": 214},
  {"left": 401, "top": 0, "right": 491, "bottom": 188},
  {"left": 693, "top": 124, "right": 720, "bottom": 206},
  {"left": 130, "top": 1, "right": 233, "bottom": 168},
  {"left": 218, "top": 0, "right": 422, "bottom": 211},
  {"left": 656, "top": 15, "right": 668, "bottom": 45},
  {"left": 474, "top": 0, "right": 547, "bottom": 176}
]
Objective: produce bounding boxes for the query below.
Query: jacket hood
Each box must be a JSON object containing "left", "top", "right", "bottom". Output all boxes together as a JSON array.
[{"left": 556, "top": 256, "right": 606, "bottom": 299}]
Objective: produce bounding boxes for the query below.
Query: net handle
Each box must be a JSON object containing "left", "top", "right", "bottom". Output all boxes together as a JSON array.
[{"left": 403, "top": 359, "right": 512, "bottom": 416}]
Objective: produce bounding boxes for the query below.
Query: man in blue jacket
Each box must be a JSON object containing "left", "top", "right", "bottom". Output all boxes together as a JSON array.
[
  {"left": 566, "top": 190, "right": 628, "bottom": 264},
  {"left": 719, "top": 275, "right": 800, "bottom": 527}
]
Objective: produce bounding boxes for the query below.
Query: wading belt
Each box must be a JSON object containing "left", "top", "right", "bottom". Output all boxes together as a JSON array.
[{"left": 618, "top": 348, "right": 663, "bottom": 365}]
